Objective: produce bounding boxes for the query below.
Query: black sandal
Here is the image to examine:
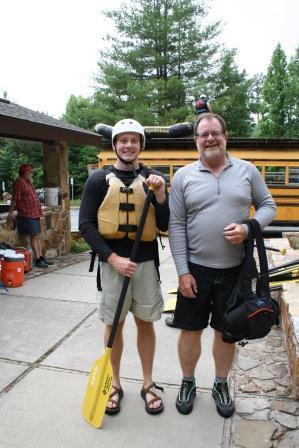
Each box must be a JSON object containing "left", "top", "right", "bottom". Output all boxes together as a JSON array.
[
  {"left": 105, "top": 386, "right": 124, "bottom": 415},
  {"left": 165, "top": 314, "right": 178, "bottom": 328},
  {"left": 141, "top": 382, "right": 164, "bottom": 415}
]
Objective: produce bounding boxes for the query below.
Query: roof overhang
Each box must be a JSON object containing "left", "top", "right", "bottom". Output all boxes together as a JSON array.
[{"left": 0, "top": 116, "right": 102, "bottom": 146}]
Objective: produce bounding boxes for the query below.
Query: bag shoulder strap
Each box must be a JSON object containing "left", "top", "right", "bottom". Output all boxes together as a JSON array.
[
  {"left": 225, "top": 225, "right": 255, "bottom": 310},
  {"left": 139, "top": 163, "right": 151, "bottom": 178},
  {"left": 247, "top": 219, "right": 270, "bottom": 296}
]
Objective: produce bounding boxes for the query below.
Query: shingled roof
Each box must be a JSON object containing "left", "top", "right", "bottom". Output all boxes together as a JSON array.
[{"left": 0, "top": 98, "right": 101, "bottom": 146}]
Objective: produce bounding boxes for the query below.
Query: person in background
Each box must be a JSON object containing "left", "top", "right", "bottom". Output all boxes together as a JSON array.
[
  {"left": 195, "top": 94, "right": 212, "bottom": 115},
  {"left": 2, "top": 191, "right": 12, "bottom": 204},
  {"left": 7, "top": 164, "right": 52, "bottom": 268},
  {"left": 79, "top": 119, "right": 169, "bottom": 416},
  {"left": 169, "top": 113, "right": 276, "bottom": 418}
]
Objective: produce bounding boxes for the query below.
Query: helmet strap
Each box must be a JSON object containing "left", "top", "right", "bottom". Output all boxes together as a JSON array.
[{"left": 115, "top": 148, "right": 141, "bottom": 168}]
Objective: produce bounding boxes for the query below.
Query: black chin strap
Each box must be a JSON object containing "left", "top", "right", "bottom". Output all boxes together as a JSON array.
[{"left": 115, "top": 151, "right": 140, "bottom": 177}]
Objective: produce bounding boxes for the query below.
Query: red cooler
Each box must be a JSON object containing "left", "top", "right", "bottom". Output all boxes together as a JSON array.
[
  {"left": 0, "top": 249, "right": 5, "bottom": 281},
  {"left": 2, "top": 253, "right": 25, "bottom": 287},
  {"left": 15, "top": 248, "right": 32, "bottom": 273}
]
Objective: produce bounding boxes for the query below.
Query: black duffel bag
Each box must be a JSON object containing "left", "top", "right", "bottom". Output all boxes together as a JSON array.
[{"left": 221, "top": 219, "right": 280, "bottom": 345}]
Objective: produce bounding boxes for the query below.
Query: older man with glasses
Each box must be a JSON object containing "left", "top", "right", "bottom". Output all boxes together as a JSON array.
[{"left": 168, "top": 113, "right": 276, "bottom": 418}]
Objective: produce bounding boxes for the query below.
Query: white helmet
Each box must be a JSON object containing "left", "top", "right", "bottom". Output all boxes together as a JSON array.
[{"left": 112, "top": 118, "right": 145, "bottom": 150}]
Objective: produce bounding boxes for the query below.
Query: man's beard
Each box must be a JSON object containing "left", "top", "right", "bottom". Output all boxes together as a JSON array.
[{"left": 203, "top": 146, "right": 224, "bottom": 164}]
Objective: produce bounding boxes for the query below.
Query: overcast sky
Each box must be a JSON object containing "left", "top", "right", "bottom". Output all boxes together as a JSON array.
[{"left": 1, "top": 0, "right": 298, "bottom": 119}]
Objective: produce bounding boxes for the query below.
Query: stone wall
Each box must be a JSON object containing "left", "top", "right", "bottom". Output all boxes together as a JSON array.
[
  {"left": 268, "top": 237, "right": 299, "bottom": 399},
  {"left": 0, "top": 206, "right": 72, "bottom": 257},
  {"left": 279, "top": 283, "right": 299, "bottom": 398}
]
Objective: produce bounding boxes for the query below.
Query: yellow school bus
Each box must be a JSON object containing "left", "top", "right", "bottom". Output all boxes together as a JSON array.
[{"left": 87, "top": 136, "right": 299, "bottom": 225}]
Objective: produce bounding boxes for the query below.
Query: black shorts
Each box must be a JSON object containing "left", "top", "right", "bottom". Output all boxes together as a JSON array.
[
  {"left": 17, "top": 217, "right": 41, "bottom": 236},
  {"left": 173, "top": 262, "right": 241, "bottom": 331}
]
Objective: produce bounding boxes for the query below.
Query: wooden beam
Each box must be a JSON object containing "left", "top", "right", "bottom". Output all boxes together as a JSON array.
[{"left": 0, "top": 117, "right": 102, "bottom": 147}]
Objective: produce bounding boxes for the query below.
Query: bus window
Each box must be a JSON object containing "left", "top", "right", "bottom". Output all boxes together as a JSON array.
[
  {"left": 255, "top": 165, "right": 263, "bottom": 176},
  {"left": 87, "top": 163, "right": 99, "bottom": 176},
  {"left": 254, "top": 165, "right": 267, "bottom": 180},
  {"left": 150, "top": 166, "right": 170, "bottom": 185},
  {"left": 265, "top": 166, "right": 285, "bottom": 184},
  {"left": 289, "top": 167, "right": 299, "bottom": 184}
]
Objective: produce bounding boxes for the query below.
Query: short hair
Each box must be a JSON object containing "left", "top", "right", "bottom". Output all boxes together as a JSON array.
[
  {"left": 194, "top": 113, "right": 227, "bottom": 135},
  {"left": 19, "top": 164, "right": 34, "bottom": 176}
]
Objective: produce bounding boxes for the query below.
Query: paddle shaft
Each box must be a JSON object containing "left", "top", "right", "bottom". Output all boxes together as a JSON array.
[
  {"left": 107, "top": 188, "right": 154, "bottom": 349},
  {"left": 268, "top": 258, "right": 299, "bottom": 274},
  {"left": 269, "top": 270, "right": 299, "bottom": 282},
  {"left": 258, "top": 244, "right": 285, "bottom": 254}
]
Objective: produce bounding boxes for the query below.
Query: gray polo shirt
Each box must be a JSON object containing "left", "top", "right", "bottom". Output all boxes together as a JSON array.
[{"left": 169, "top": 155, "right": 276, "bottom": 275}]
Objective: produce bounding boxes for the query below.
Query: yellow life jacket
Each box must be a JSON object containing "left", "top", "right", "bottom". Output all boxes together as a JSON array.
[{"left": 98, "top": 172, "right": 156, "bottom": 241}]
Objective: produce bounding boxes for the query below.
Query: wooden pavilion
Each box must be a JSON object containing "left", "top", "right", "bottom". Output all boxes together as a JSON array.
[{"left": 0, "top": 98, "right": 101, "bottom": 254}]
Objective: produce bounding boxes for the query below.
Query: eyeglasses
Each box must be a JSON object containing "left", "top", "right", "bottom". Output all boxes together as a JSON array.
[{"left": 195, "top": 131, "right": 223, "bottom": 139}]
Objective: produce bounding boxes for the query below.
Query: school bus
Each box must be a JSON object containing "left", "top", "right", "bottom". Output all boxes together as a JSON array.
[{"left": 87, "top": 136, "right": 299, "bottom": 226}]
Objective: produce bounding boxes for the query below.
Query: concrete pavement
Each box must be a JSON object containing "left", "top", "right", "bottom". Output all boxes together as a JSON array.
[
  {"left": 0, "top": 240, "right": 229, "bottom": 448},
  {"left": 2, "top": 239, "right": 297, "bottom": 447}
]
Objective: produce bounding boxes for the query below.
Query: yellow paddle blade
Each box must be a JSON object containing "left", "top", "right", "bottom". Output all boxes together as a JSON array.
[
  {"left": 82, "top": 347, "right": 113, "bottom": 428},
  {"left": 163, "top": 297, "right": 177, "bottom": 313},
  {"left": 167, "top": 288, "right": 177, "bottom": 295}
]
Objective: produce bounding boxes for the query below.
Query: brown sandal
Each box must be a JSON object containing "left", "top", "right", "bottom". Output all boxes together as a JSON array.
[
  {"left": 105, "top": 386, "right": 124, "bottom": 415},
  {"left": 141, "top": 382, "right": 164, "bottom": 415}
]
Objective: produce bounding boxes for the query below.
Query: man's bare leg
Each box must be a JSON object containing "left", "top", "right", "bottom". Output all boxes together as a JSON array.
[
  {"left": 134, "top": 316, "right": 162, "bottom": 410},
  {"left": 30, "top": 234, "right": 42, "bottom": 260},
  {"left": 175, "top": 329, "right": 202, "bottom": 414},
  {"left": 104, "top": 319, "right": 125, "bottom": 409},
  {"left": 212, "top": 330, "right": 236, "bottom": 418},
  {"left": 213, "top": 330, "right": 235, "bottom": 378},
  {"left": 178, "top": 329, "right": 203, "bottom": 376}
]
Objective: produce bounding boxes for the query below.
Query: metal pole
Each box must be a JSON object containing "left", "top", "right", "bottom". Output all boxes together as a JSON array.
[{"left": 70, "top": 177, "right": 74, "bottom": 201}]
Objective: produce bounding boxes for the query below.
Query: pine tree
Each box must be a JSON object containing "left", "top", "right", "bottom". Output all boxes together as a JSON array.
[
  {"left": 258, "top": 43, "right": 290, "bottom": 137},
  {"left": 286, "top": 47, "right": 299, "bottom": 137},
  {"left": 249, "top": 73, "right": 264, "bottom": 127},
  {"left": 94, "top": 0, "right": 221, "bottom": 125},
  {"left": 208, "top": 49, "right": 253, "bottom": 137}
]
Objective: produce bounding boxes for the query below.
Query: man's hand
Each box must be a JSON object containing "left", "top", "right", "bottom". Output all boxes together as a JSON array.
[
  {"left": 6, "top": 211, "right": 15, "bottom": 230},
  {"left": 107, "top": 253, "right": 137, "bottom": 277},
  {"left": 145, "top": 174, "right": 166, "bottom": 204},
  {"left": 7, "top": 211, "right": 15, "bottom": 222},
  {"left": 179, "top": 273, "right": 198, "bottom": 298},
  {"left": 223, "top": 223, "right": 247, "bottom": 245}
]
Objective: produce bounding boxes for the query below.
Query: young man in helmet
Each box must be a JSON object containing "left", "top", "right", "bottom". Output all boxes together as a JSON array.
[{"left": 79, "top": 119, "right": 169, "bottom": 415}]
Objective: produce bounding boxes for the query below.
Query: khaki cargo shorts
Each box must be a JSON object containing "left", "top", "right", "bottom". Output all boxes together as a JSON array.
[{"left": 96, "top": 260, "right": 164, "bottom": 324}]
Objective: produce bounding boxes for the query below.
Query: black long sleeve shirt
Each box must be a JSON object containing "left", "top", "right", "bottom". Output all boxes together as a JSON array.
[{"left": 79, "top": 165, "right": 169, "bottom": 265}]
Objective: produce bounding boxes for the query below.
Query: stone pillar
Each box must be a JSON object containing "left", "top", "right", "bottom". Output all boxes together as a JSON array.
[
  {"left": 43, "top": 141, "right": 70, "bottom": 211},
  {"left": 42, "top": 141, "right": 72, "bottom": 254}
]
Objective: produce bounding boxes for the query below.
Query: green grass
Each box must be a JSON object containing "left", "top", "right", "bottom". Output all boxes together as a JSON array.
[
  {"left": 70, "top": 199, "right": 81, "bottom": 207},
  {"left": 71, "top": 238, "right": 90, "bottom": 253}
]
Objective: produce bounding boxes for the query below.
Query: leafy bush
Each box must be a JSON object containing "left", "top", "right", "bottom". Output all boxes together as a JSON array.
[{"left": 71, "top": 238, "right": 90, "bottom": 253}]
